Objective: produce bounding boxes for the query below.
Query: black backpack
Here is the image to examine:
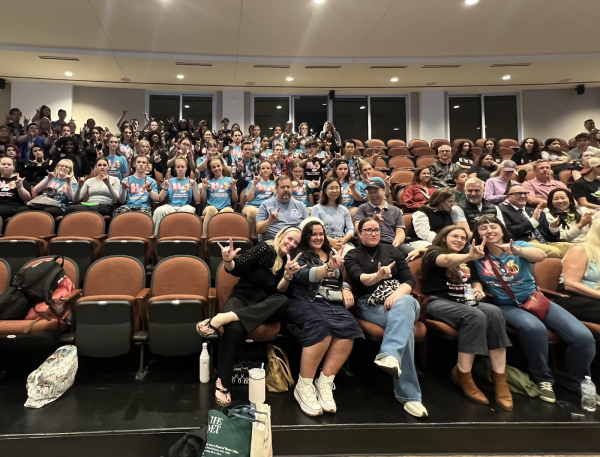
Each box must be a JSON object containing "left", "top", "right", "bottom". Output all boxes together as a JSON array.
[
  {"left": 13, "top": 256, "right": 69, "bottom": 320},
  {"left": 0, "top": 287, "right": 31, "bottom": 320}
]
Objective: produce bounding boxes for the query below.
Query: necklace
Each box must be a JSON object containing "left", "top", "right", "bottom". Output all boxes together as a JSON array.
[{"left": 366, "top": 247, "right": 378, "bottom": 263}]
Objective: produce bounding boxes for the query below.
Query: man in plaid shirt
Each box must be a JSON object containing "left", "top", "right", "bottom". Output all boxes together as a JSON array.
[{"left": 233, "top": 141, "right": 262, "bottom": 193}]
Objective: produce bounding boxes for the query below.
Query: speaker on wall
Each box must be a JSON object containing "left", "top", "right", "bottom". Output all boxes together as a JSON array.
[
  {"left": 576, "top": 84, "right": 585, "bottom": 95},
  {"left": 0, "top": 79, "right": 5, "bottom": 90},
  {"left": 329, "top": 90, "right": 335, "bottom": 100}
]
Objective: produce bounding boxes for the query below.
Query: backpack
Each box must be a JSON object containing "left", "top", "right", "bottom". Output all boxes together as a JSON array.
[{"left": 0, "top": 287, "right": 31, "bottom": 320}]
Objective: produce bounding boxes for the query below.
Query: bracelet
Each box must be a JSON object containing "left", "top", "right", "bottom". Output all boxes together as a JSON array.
[
  {"left": 283, "top": 274, "right": 293, "bottom": 281},
  {"left": 325, "top": 264, "right": 334, "bottom": 274}
]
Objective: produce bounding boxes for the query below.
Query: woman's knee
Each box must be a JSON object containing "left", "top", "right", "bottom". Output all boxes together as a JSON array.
[
  {"left": 393, "top": 295, "right": 420, "bottom": 315},
  {"left": 203, "top": 206, "right": 218, "bottom": 217},
  {"left": 463, "top": 307, "right": 487, "bottom": 329},
  {"left": 222, "top": 321, "right": 245, "bottom": 339}
]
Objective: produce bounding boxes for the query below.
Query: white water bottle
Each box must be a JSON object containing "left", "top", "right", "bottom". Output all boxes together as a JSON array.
[
  {"left": 200, "top": 342, "right": 210, "bottom": 384},
  {"left": 463, "top": 283, "right": 477, "bottom": 306},
  {"left": 581, "top": 376, "right": 596, "bottom": 412}
]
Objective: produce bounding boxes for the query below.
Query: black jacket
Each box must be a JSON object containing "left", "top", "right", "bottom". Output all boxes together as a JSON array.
[{"left": 499, "top": 205, "right": 559, "bottom": 243}]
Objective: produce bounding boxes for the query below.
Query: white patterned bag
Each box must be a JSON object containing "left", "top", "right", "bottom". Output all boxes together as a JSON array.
[{"left": 24, "top": 345, "right": 78, "bottom": 408}]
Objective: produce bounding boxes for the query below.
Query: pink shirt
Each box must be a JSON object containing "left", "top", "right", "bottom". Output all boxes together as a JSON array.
[{"left": 522, "top": 177, "right": 567, "bottom": 200}]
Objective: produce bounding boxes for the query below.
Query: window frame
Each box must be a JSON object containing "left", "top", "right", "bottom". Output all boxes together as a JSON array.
[{"left": 145, "top": 91, "right": 216, "bottom": 129}]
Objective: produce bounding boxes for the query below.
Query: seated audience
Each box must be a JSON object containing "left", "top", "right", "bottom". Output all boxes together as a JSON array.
[
  {"left": 286, "top": 220, "right": 362, "bottom": 416},
  {"left": 331, "top": 159, "right": 356, "bottom": 216},
  {"left": 0, "top": 156, "right": 31, "bottom": 220},
  {"left": 451, "top": 170, "right": 468, "bottom": 205},
  {"left": 467, "top": 153, "right": 498, "bottom": 181},
  {"left": 522, "top": 160, "right": 567, "bottom": 208},
  {"left": 542, "top": 138, "right": 571, "bottom": 174},
  {"left": 544, "top": 188, "right": 598, "bottom": 243},
  {"left": 569, "top": 132, "right": 600, "bottom": 160},
  {"left": 196, "top": 228, "right": 301, "bottom": 406},
  {"left": 428, "top": 145, "right": 462, "bottom": 188},
  {"left": 167, "top": 136, "right": 196, "bottom": 178},
  {"left": 584, "top": 118, "right": 596, "bottom": 134},
  {"left": 345, "top": 217, "right": 426, "bottom": 417},
  {"left": 223, "top": 130, "right": 244, "bottom": 170},
  {"left": 233, "top": 141, "right": 261, "bottom": 193},
  {"left": 452, "top": 140, "right": 475, "bottom": 169},
  {"left": 421, "top": 226, "right": 512, "bottom": 411},
  {"left": 452, "top": 178, "right": 505, "bottom": 239},
  {"left": 16, "top": 123, "right": 49, "bottom": 164},
  {"left": 481, "top": 138, "right": 503, "bottom": 164},
  {"left": 511, "top": 138, "right": 543, "bottom": 179},
  {"left": 256, "top": 175, "right": 309, "bottom": 243},
  {"left": 471, "top": 216, "right": 596, "bottom": 403},
  {"left": 319, "top": 121, "right": 341, "bottom": 145},
  {"left": 115, "top": 155, "right": 159, "bottom": 218},
  {"left": 571, "top": 158, "right": 600, "bottom": 210},
  {"left": 297, "top": 123, "right": 312, "bottom": 151},
  {"left": 289, "top": 159, "right": 318, "bottom": 211},
  {"left": 67, "top": 157, "right": 120, "bottom": 216},
  {"left": 24, "top": 145, "right": 52, "bottom": 185},
  {"left": 51, "top": 136, "right": 92, "bottom": 179},
  {"left": 104, "top": 133, "right": 130, "bottom": 181},
  {"left": 406, "top": 188, "right": 455, "bottom": 250},
  {"left": 30, "top": 159, "right": 76, "bottom": 218},
  {"left": 201, "top": 156, "right": 236, "bottom": 234},
  {"left": 311, "top": 178, "right": 355, "bottom": 256},
  {"left": 354, "top": 161, "right": 391, "bottom": 204},
  {"left": 483, "top": 160, "right": 518, "bottom": 205},
  {"left": 403, "top": 168, "right": 436, "bottom": 213},
  {"left": 243, "top": 161, "right": 275, "bottom": 238}
]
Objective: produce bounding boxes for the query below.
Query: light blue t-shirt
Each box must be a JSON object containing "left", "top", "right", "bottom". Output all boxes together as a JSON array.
[
  {"left": 167, "top": 177, "right": 194, "bottom": 207},
  {"left": 311, "top": 204, "right": 354, "bottom": 240},
  {"left": 256, "top": 197, "right": 309, "bottom": 241},
  {"left": 341, "top": 181, "right": 354, "bottom": 208},
  {"left": 245, "top": 180, "right": 275, "bottom": 208},
  {"left": 271, "top": 137, "right": 286, "bottom": 149},
  {"left": 355, "top": 177, "right": 385, "bottom": 201},
  {"left": 206, "top": 177, "right": 233, "bottom": 211},
  {"left": 298, "top": 136, "right": 312, "bottom": 151},
  {"left": 46, "top": 177, "right": 77, "bottom": 209},
  {"left": 259, "top": 149, "right": 273, "bottom": 160},
  {"left": 473, "top": 241, "right": 537, "bottom": 305},
  {"left": 123, "top": 176, "right": 158, "bottom": 208},
  {"left": 292, "top": 181, "right": 311, "bottom": 207},
  {"left": 106, "top": 155, "right": 128, "bottom": 180},
  {"left": 226, "top": 145, "right": 242, "bottom": 168},
  {"left": 195, "top": 155, "right": 207, "bottom": 180}
]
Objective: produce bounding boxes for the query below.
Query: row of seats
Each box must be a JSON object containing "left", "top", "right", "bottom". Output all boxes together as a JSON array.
[{"left": 357, "top": 137, "right": 573, "bottom": 150}]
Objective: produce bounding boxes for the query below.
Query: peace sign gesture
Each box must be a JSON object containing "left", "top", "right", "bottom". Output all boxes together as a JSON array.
[
  {"left": 468, "top": 236, "right": 486, "bottom": 260},
  {"left": 494, "top": 239, "right": 521, "bottom": 256},
  {"left": 217, "top": 237, "right": 241, "bottom": 262},
  {"left": 285, "top": 253, "right": 306, "bottom": 276}
]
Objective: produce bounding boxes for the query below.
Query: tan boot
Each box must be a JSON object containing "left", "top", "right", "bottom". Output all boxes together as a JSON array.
[
  {"left": 491, "top": 371, "right": 513, "bottom": 411},
  {"left": 451, "top": 365, "right": 489, "bottom": 405}
]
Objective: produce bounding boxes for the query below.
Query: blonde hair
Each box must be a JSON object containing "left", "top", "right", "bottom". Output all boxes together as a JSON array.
[
  {"left": 271, "top": 227, "right": 301, "bottom": 274},
  {"left": 136, "top": 139, "right": 150, "bottom": 154},
  {"left": 583, "top": 219, "right": 600, "bottom": 272},
  {"left": 55, "top": 159, "right": 75, "bottom": 179}
]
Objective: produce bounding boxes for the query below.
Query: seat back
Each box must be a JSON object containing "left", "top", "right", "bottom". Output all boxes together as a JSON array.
[
  {"left": 525, "top": 170, "right": 535, "bottom": 181},
  {"left": 559, "top": 170, "right": 574, "bottom": 185},
  {"left": 353, "top": 139, "right": 364, "bottom": 148},
  {"left": 363, "top": 148, "right": 383, "bottom": 157},
  {"left": 452, "top": 138, "right": 472, "bottom": 148},
  {"left": 568, "top": 138, "right": 577, "bottom": 148},
  {"left": 403, "top": 213, "right": 413, "bottom": 234},
  {"left": 371, "top": 170, "right": 387, "bottom": 181},
  {"left": 151, "top": 256, "right": 210, "bottom": 299},
  {"left": 415, "top": 157, "right": 438, "bottom": 168},
  {"left": 388, "top": 147, "right": 410, "bottom": 157},
  {"left": 83, "top": 256, "right": 145, "bottom": 297},
  {"left": 533, "top": 258, "right": 562, "bottom": 292},
  {"left": 413, "top": 147, "right": 436, "bottom": 157},
  {"left": 57, "top": 212, "right": 105, "bottom": 238},
  {"left": 23, "top": 256, "right": 79, "bottom": 288},
  {"left": 389, "top": 157, "right": 415, "bottom": 170},
  {"left": 157, "top": 212, "right": 202, "bottom": 240},
  {"left": 431, "top": 139, "right": 451, "bottom": 149},
  {"left": 216, "top": 261, "right": 240, "bottom": 313},
  {"left": 499, "top": 147, "right": 514, "bottom": 158},
  {"left": 471, "top": 147, "right": 482, "bottom": 158},
  {"left": 0, "top": 259, "right": 9, "bottom": 294},
  {"left": 390, "top": 170, "right": 414, "bottom": 187},
  {"left": 408, "top": 258, "right": 424, "bottom": 296},
  {"left": 4, "top": 211, "right": 54, "bottom": 238},
  {"left": 396, "top": 188, "right": 406, "bottom": 206},
  {"left": 409, "top": 139, "right": 429, "bottom": 149},
  {"left": 207, "top": 213, "right": 250, "bottom": 242},
  {"left": 499, "top": 139, "right": 520, "bottom": 148},
  {"left": 387, "top": 139, "right": 406, "bottom": 148},
  {"left": 365, "top": 139, "right": 385, "bottom": 148},
  {"left": 108, "top": 212, "right": 154, "bottom": 239}
]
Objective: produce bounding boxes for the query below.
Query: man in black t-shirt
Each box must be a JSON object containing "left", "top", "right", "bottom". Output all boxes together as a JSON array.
[{"left": 571, "top": 158, "right": 600, "bottom": 210}]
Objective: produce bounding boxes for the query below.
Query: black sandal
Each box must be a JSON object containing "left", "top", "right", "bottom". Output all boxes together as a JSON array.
[
  {"left": 215, "top": 385, "right": 231, "bottom": 407},
  {"left": 196, "top": 318, "right": 219, "bottom": 337}
]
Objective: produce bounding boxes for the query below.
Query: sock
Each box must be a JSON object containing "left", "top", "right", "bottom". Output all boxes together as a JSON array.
[{"left": 298, "top": 375, "right": 313, "bottom": 385}]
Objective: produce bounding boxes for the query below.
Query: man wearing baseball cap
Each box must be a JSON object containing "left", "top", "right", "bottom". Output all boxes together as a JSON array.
[
  {"left": 483, "top": 160, "right": 519, "bottom": 205},
  {"left": 571, "top": 157, "right": 600, "bottom": 210}
]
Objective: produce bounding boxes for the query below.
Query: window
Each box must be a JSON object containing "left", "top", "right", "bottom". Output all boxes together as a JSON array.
[
  {"left": 293, "top": 96, "right": 328, "bottom": 135},
  {"left": 484, "top": 95, "right": 518, "bottom": 141},
  {"left": 449, "top": 97, "right": 482, "bottom": 142},
  {"left": 370, "top": 97, "right": 406, "bottom": 143},
  {"left": 182, "top": 96, "right": 213, "bottom": 132},
  {"left": 149, "top": 94, "right": 214, "bottom": 131},
  {"left": 253, "top": 97, "right": 289, "bottom": 137},
  {"left": 333, "top": 97, "right": 368, "bottom": 143},
  {"left": 149, "top": 95, "right": 180, "bottom": 127}
]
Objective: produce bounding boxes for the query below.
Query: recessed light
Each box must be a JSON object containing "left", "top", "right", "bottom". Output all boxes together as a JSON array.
[
  {"left": 314, "top": 0, "right": 325, "bottom": 3},
  {"left": 184, "top": 105, "right": 190, "bottom": 109},
  {"left": 64, "top": 72, "right": 73, "bottom": 77},
  {"left": 502, "top": 75, "right": 511, "bottom": 80},
  {"left": 465, "top": 0, "right": 478, "bottom": 5},
  {"left": 286, "top": 77, "right": 294, "bottom": 82},
  {"left": 393, "top": 127, "right": 400, "bottom": 131},
  {"left": 322, "top": 103, "right": 327, "bottom": 106},
  {"left": 276, "top": 106, "right": 282, "bottom": 109},
  {"left": 454, "top": 105, "right": 460, "bottom": 109},
  {"left": 477, "top": 127, "right": 481, "bottom": 129},
  {"left": 177, "top": 74, "right": 184, "bottom": 79},
  {"left": 269, "top": 127, "right": 274, "bottom": 130},
  {"left": 360, "top": 106, "right": 366, "bottom": 110},
  {"left": 390, "top": 77, "right": 398, "bottom": 82}
]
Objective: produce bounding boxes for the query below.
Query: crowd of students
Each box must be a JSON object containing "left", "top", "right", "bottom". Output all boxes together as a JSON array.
[{"left": 2, "top": 106, "right": 600, "bottom": 420}]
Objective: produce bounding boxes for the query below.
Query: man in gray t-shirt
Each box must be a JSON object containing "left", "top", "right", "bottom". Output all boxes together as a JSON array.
[{"left": 256, "top": 175, "right": 309, "bottom": 242}]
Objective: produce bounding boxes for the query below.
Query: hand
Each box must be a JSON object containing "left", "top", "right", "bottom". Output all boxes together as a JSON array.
[
  {"left": 253, "top": 174, "right": 260, "bottom": 185},
  {"left": 47, "top": 171, "right": 55, "bottom": 181},
  {"left": 168, "top": 116, "right": 175, "bottom": 124},
  {"left": 392, "top": 238, "right": 401, "bottom": 248},
  {"left": 532, "top": 203, "right": 543, "bottom": 221},
  {"left": 15, "top": 177, "right": 24, "bottom": 189},
  {"left": 144, "top": 180, "right": 153, "bottom": 191},
  {"left": 122, "top": 109, "right": 128, "bottom": 116},
  {"left": 121, "top": 180, "right": 129, "bottom": 190},
  {"left": 384, "top": 290, "right": 400, "bottom": 311},
  {"left": 97, "top": 149, "right": 104, "bottom": 159},
  {"left": 201, "top": 177, "right": 208, "bottom": 189},
  {"left": 342, "top": 289, "right": 354, "bottom": 309},
  {"left": 268, "top": 206, "right": 280, "bottom": 223},
  {"left": 285, "top": 253, "right": 306, "bottom": 276},
  {"left": 385, "top": 175, "right": 392, "bottom": 188},
  {"left": 217, "top": 237, "right": 241, "bottom": 262},
  {"left": 406, "top": 248, "right": 424, "bottom": 262},
  {"left": 468, "top": 237, "right": 487, "bottom": 260},
  {"left": 473, "top": 289, "right": 486, "bottom": 302},
  {"left": 348, "top": 180, "right": 356, "bottom": 191},
  {"left": 327, "top": 252, "right": 344, "bottom": 270},
  {"left": 78, "top": 177, "right": 85, "bottom": 186},
  {"left": 374, "top": 210, "right": 384, "bottom": 224},
  {"left": 154, "top": 152, "right": 161, "bottom": 163},
  {"left": 236, "top": 160, "right": 244, "bottom": 171},
  {"left": 494, "top": 239, "right": 521, "bottom": 256},
  {"left": 165, "top": 169, "right": 172, "bottom": 180},
  {"left": 308, "top": 178, "right": 321, "bottom": 189},
  {"left": 143, "top": 111, "right": 149, "bottom": 121},
  {"left": 102, "top": 174, "right": 110, "bottom": 185},
  {"left": 65, "top": 175, "right": 71, "bottom": 185},
  {"left": 231, "top": 178, "right": 237, "bottom": 189},
  {"left": 579, "top": 211, "right": 593, "bottom": 229},
  {"left": 377, "top": 261, "right": 395, "bottom": 281}
]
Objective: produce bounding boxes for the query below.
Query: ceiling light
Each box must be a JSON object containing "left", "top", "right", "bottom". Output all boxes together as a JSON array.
[
  {"left": 465, "top": 0, "right": 478, "bottom": 5},
  {"left": 269, "top": 127, "right": 274, "bottom": 130},
  {"left": 454, "top": 105, "right": 460, "bottom": 109},
  {"left": 286, "top": 77, "right": 294, "bottom": 82},
  {"left": 314, "top": 0, "right": 325, "bottom": 3},
  {"left": 276, "top": 106, "right": 282, "bottom": 109},
  {"left": 177, "top": 74, "right": 184, "bottom": 79},
  {"left": 360, "top": 106, "right": 366, "bottom": 110},
  {"left": 390, "top": 77, "right": 398, "bottom": 82},
  {"left": 64, "top": 71, "right": 73, "bottom": 77},
  {"left": 184, "top": 105, "right": 190, "bottom": 108},
  {"left": 322, "top": 103, "right": 327, "bottom": 106},
  {"left": 393, "top": 127, "right": 400, "bottom": 131},
  {"left": 502, "top": 75, "right": 511, "bottom": 80}
]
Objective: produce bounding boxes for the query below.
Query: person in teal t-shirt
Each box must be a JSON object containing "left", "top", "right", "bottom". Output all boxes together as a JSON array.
[
  {"left": 201, "top": 156, "right": 238, "bottom": 235},
  {"left": 224, "top": 130, "right": 243, "bottom": 169},
  {"left": 242, "top": 160, "right": 275, "bottom": 237},
  {"left": 105, "top": 134, "right": 130, "bottom": 181},
  {"left": 289, "top": 159, "right": 320, "bottom": 210},
  {"left": 332, "top": 159, "right": 356, "bottom": 215},
  {"left": 115, "top": 155, "right": 159, "bottom": 218}
]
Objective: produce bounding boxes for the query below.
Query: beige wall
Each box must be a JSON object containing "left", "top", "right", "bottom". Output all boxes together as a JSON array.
[
  {"left": 522, "top": 88, "right": 600, "bottom": 141},
  {"left": 0, "top": 83, "right": 11, "bottom": 118},
  {"left": 72, "top": 86, "right": 146, "bottom": 131}
]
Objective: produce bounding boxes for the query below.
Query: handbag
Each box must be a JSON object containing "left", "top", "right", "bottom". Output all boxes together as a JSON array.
[
  {"left": 367, "top": 280, "right": 401, "bottom": 306},
  {"left": 250, "top": 403, "right": 272, "bottom": 457},
  {"left": 265, "top": 344, "right": 294, "bottom": 392},
  {"left": 485, "top": 254, "right": 550, "bottom": 320},
  {"left": 318, "top": 278, "right": 343, "bottom": 302}
]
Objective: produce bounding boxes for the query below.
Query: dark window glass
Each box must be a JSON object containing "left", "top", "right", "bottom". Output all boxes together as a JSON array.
[
  {"left": 449, "top": 97, "right": 482, "bottom": 143},
  {"left": 182, "top": 96, "right": 213, "bottom": 132},
  {"left": 293, "top": 96, "right": 328, "bottom": 136},
  {"left": 370, "top": 97, "right": 406, "bottom": 143},
  {"left": 253, "top": 97, "right": 289, "bottom": 137},
  {"left": 149, "top": 95, "right": 180, "bottom": 128},
  {"left": 333, "top": 97, "right": 368, "bottom": 143},
  {"left": 484, "top": 95, "right": 518, "bottom": 141}
]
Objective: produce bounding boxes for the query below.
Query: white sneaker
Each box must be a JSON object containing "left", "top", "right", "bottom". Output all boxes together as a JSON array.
[
  {"left": 314, "top": 373, "right": 337, "bottom": 413},
  {"left": 294, "top": 377, "right": 323, "bottom": 417},
  {"left": 404, "top": 401, "right": 428, "bottom": 418},
  {"left": 375, "top": 355, "right": 401, "bottom": 378}
]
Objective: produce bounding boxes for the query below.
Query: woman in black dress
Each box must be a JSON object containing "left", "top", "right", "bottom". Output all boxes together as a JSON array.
[{"left": 196, "top": 227, "right": 303, "bottom": 406}]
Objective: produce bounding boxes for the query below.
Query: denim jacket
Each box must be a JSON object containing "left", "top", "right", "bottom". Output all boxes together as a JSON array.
[{"left": 290, "top": 251, "right": 348, "bottom": 302}]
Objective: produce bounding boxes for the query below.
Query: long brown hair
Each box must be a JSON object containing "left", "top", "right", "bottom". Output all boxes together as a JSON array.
[
  {"left": 411, "top": 167, "right": 432, "bottom": 187},
  {"left": 424, "top": 188, "right": 454, "bottom": 210},
  {"left": 421, "top": 225, "right": 469, "bottom": 284}
]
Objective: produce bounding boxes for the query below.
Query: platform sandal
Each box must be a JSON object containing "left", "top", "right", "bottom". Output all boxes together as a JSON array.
[
  {"left": 215, "top": 385, "right": 231, "bottom": 407},
  {"left": 196, "top": 318, "right": 219, "bottom": 337}
]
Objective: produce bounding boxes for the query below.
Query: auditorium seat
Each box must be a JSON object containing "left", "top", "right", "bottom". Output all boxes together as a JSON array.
[
  {"left": 408, "top": 139, "right": 429, "bottom": 149},
  {"left": 475, "top": 139, "right": 487, "bottom": 147},
  {"left": 413, "top": 147, "right": 436, "bottom": 157},
  {"left": 389, "top": 157, "right": 415, "bottom": 170},
  {"left": 371, "top": 170, "right": 387, "bottom": 181},
  {"left": 206, "top": 212, "right": 252, "bottom": 281},
  {"left": 499, "top": 147, "right": 514, "bottom": 159},
  {"left": 364, "top": 156, "right": 389, "bottom": 171},
  {"left": 471, "top": 147, "right": 483, "bottom": 157},
  {"left": 396, "top": 188, "right": 406, "bottom": 208},
  {"left": 526, "top": 170, "right": 535, "bottom": 180},
  {"left": 0, "top": 211, "right": 55, "bottom": 282},
  {"left": 49, "top": 212, "right": 106, "bottom": 286},
  {"left": 499, "top": 139, "right": 520, "bottom": 148},
  {"left": 0, "top": 259, "right": 8, "bottom": 293},
  {"left": 415, "top": 157, "right": 438, "bottom": 168},
  {"left": 387, "top": 139, "right": 406, "bottom": 148},
  {"left": 353, "top": 139, "right": 364, "bottom": 149},
  {"left": 104, "top": 212, "right": 156, "bottom": 266},
  {"left": 156, "top": 212, "right": 202, "bottom": 262},
  {"left": 431, "top": 139, "right": 451, "bottom": 149},
  {"left": 363, "top": 148, "right": 385, "bottom": 157},
  {"left": 568, "top": 138, "right": 576, "bottom": 148},
  {"left": 388, "top": 147, "right": 411, "bottom": 157},
  {"left": 75, "top": 256, "right": 147, "bottom": 358},
  {"left": 452, "top": 138, "right": 472, "bottom": 148},
  {"left": 390, "top": 169, "right": 414, "bottom": 190},
  {"left": 147, "top": 256, "right": 210, "bottom": 356},
  {"left": 365, "top": 139, "right": 386, "bottom": 149},
  {"left": 559, "top": 170, "right": 574, "bottom": 185},
  {"left": 403, "top": 213, "right": 412, "bottom": 233}
]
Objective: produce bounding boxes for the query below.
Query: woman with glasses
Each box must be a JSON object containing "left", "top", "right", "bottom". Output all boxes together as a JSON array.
[
  {"left": 30, "top": 158, "right": 77, "bottom": 218},
  {"left": 345, "top": 217, "right": 426, "bottom": 417}
]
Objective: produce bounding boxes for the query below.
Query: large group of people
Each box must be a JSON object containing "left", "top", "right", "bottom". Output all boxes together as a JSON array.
[{"left": 2, "top": 106, "right": 600, "bottom": 420}]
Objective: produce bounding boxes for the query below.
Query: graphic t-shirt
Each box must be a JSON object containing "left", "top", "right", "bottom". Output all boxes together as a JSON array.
[
  {"left": 239, "top": 159, "right": 256, "bottom": 183},
  {"left": 46, "top": 177, "right": 77, "bottom": 209},
  {"left": 123, "top": 176, "right": 158, "bottom": 208},
  {"left": 341, "top": 181, "right": 354, "bottom": 208},
  {"left": 119, "top": 143, "right": 132, "bottom": 159},
  {"left": 226, "top": 145, "right": 242, "bottom": 168},
  {"left": 298, "top": 136, "right": 312, "bottom": 151},
  {"left": 106, "top": 155, "right": 128, "bottom": 180},
  {"left": 292, "top": 181, "right": 311, "bottom": 206},
  {"left": 0, "top": 176, "right": 31, "bottom": 206},
  {"left": 473, "top": 241, "right": 536, "bottom": 305},
  {"left": 206, "top": 177, "right": 233, "bottom": 210},
  {"left": 422, "top": 251, "right": 476, "bottom": 302},
  {"left": 246, "top": 180, "right": 275, "bottom": 208},
  {"left": 167, "top": 177, "right": 194, "bottom": 207}
]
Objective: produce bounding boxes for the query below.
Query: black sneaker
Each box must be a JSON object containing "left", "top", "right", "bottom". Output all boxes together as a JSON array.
[{"left": 538, "top": 382, "right": 556, "bottom": 403}]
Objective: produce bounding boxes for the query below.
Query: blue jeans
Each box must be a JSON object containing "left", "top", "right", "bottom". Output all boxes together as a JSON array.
[
  {"left": 499, "top": 301, "right": 596, "bottom": 391},
  {"left": 357, "top": 295, "right": 422, "bottom": 402}
]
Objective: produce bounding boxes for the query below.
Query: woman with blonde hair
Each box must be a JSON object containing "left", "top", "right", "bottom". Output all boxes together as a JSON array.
[
  {"left": 200, "top": 156, "right": 237, "bottom": 234},
  {"left": 30, "top": 158, "right": 77, "bottom": 217},
  {"left": 197, "top": 227, "right": 302, "bottom": 406},
  {"left": 405, "top": 188, "right": 455, "bottom": 249}
]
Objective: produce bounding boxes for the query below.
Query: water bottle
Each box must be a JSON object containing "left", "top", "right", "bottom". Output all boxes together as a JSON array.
[
  {"left": 581, "top": 376, "right": 596, "bottom": 412},
  {"left": 463, "top": 283, "right": 477, "bottom": 306},
  {"left": 200, "top": 342, "right": 210, "bottom": 384}
]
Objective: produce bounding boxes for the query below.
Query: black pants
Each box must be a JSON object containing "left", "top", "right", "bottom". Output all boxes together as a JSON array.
[
  {"left": 28, "top": 203, "right": 64, "bottom": 218},
  {"left": 218, "top": 293, "right": 288, "bottom": 389},
  {"left": 64, "top": 203, "right": 115, "bottom": 216},
  {"left": 554, "top": 288, "right": 600, "bottom": 324},
  {"left": 0, "top": 204, "right": 31, "bottom": 221}
]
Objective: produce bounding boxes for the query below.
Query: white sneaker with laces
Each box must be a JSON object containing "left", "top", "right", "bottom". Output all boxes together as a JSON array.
[
  {"left": 404, "top": 401, "right": 428, "bottom": 417},
  {"left": 314, "top": 373, "right": 337, "bottom": 413},
  {"left": 294, "top": 377, "right": 323, "bottom": 416},
  {"left": 375, "top": 355, "right": 401, "bottom": 378}
]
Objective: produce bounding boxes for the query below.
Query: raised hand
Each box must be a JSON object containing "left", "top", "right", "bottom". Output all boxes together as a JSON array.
[
  {"left": 348, "top": 180, "right": 356, "bottom": 191},
  {"left": 579, "top": 211, "right": 593, "bottom": 229},
  {"left": 532, "top": 203, "right": 543, "bottom": 221},
  {"left": 102, "top": 174, "right": 110, "bottom": 185},
  {"left": 495, "top": 239, "right": 520, "bottom": 255},
  {"left": 15, "top": 177, "right": 24, "bottom": 189},
  {"left": 285, "top": 253, "right": 306, "bottom": 276},
  {"left": 47, "top": 171, "right": 55, "bottom": 181},
  {"left": 468, "top": 236, "right": 487, "bottom": 260},
  {"left": 201, "top": 177, "right": 208, "bottom": 188},
  {"left": 253, "top": 174, "right": 260, "bottom": 185},
  {"left": 122, "top": 109, "right": 128, "bottom": 116},
  {"left": 65, "top": 175, "right": 71, "bottom": 185},
  {"left": 268, "top": 206, "right": 280, "bottom": 222},
  {"left": 218, "top": 237, "right": 241, "bottom": 262},
  {"left": 78, "top": 177, "right": 85, "bottom": 187},
  {"left": 144, "top": 180, "right": 153, "bottom": 191},
  {"left": 374, "top": 210, "right": 384, "bottom": 224},
  {"left": 327, "top": 252, "right": 345, "bottom": 270},
  {"left": 308, "top": 178, "right": 321, "bottom": 189},
  {"left": 231, "top": 178, "right": 237, "bottom": 189},
  {"left": 377, "top": 261, "right": 395, "bottom": 280},
  {"left": 236, "top": 160, "right": 244, "bottom": 171},
  {"left": 121, "top": 180, "right": 129, "bottom": 191}
]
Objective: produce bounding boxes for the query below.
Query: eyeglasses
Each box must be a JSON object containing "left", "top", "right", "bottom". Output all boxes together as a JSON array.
[
  {"left": 362, "top": 228, "right": 380, "bottom": 235},
  {"left": 508, "top": 191, "right": 529, "bottom": 197}
]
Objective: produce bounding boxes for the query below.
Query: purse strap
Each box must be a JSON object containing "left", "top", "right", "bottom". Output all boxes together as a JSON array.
[{"left": 485, "top": 254, "right": 521, "bottom": 306}]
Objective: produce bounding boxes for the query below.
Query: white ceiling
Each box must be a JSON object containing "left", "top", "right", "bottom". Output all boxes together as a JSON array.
[{"left": 1, "top": 0, "right": 599, "bottom": 91}]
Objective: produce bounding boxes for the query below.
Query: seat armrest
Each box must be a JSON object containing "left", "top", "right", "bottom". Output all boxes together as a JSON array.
[
  {"left": 59, "top": 288, "right": 82, "bottom": 304},
  {"left": 136, "top": 288, "right": 151, "bottom": 301},
  {"left": 93, "top": 234, "right": 108, "bottom": 241},
  {"left": 147, "top": 234, "right": 157, "bottom": 240},
  {"left": 539, "top": 288, "right": 569, "bottom": 299},
  {"left": 39, "top": 234, "right": 56, "bottom": 241}
]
